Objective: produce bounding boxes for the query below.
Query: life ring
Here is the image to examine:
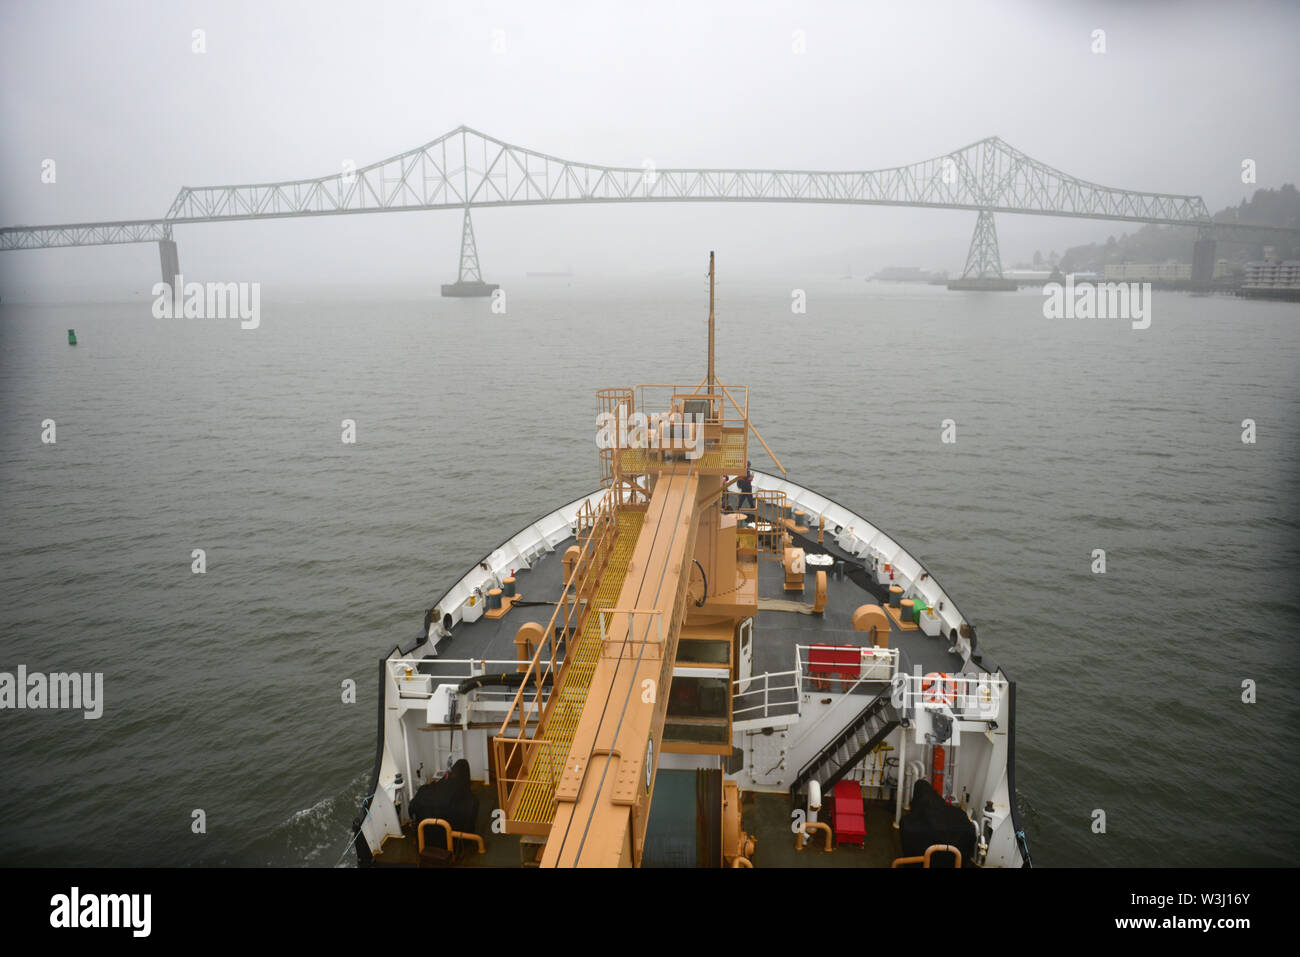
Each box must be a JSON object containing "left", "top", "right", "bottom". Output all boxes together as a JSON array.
[{"left": 922, "top": 671, "right": 956, "bottom": 707}]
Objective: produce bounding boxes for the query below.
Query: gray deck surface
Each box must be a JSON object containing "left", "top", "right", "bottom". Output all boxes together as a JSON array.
[
  {"left": 417, "top": 539, "right": 572, "bottom": 675},
  {"left": 426, "top": 519, "right": 973, "bottom": 684}
]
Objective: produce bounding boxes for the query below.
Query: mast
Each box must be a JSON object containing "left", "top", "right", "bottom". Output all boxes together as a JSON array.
[{"left": 707, "top": 250, "right": 715, "bottom": 393}]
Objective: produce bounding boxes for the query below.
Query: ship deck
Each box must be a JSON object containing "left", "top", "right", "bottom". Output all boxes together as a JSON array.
[
  {"left": 424, "top": 514, "right": 971, "bottom": 683},
  {"left": 381, "top": 502, "right": 988, "bottom": 868},
  {"left": 372, "top": 776, "right": 906, "bottom": 868}
]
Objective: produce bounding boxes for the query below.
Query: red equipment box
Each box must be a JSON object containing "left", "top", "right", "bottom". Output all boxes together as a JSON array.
[
  {"left": 833, "top": 780, "right": 866, "bottom": 848},
  {"left": 808, "top": 643, "right": 863, "bottom": 691}
]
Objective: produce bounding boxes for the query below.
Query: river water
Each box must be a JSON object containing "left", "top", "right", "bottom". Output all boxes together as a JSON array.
[{"left": 1, "top": 277, "right": 1297, "bottom": 866}]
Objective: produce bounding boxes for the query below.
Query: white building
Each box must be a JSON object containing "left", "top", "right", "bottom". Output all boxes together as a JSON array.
[
  {"left": 1243, "top": 260, "right": 1300, "bottom": 289},
  {"left": 1103, "top": 263, "right": 1191, "bottom": 281}
]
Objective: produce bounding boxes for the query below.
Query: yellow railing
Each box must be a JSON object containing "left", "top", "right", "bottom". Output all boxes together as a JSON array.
[
  {"left": 756, "top": 489, "right": 788, "bottom": 559},
  {"left": 493, "top": 492, "right": 644, "bottom": 828},
  {"left": 631, "top": 383, "right": 749, "bottom": 433},
  {"left": 607, "top": 383, "right": 749, "bottom": 475},
  {"left": 595, "top": 387, "right": 634, "bottom": 489}
]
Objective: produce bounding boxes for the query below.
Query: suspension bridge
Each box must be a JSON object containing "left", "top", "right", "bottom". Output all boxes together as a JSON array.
[{"left": 1, "top": 126, "right": 1293, "bottom": 294}]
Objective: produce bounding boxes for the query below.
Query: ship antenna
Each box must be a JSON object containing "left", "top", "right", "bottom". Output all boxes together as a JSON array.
[{"left": 707, "top": 250, "right": 715, "bottom": 393}]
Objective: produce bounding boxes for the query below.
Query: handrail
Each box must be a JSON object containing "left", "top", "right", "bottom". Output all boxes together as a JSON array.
[
  {"left": 391, "top": 657, "right": 523, "bottom": 670},
  {"left": 493, "top": 488, "right": 628, "bottom": 820},
  {"left": 750, "top": 467, "right": 977, "bottom": 638},
  {"left": 389, "top": 658, "right": 555, "bottom": 716},
  {"left": 730, "top": 647, "right": 897, "bottom": 724},
  {"left": 788, "top": 646, "right": 894, "bottom": 766},
  {"left": 416, "top": 818, "right": 486, "bottom": 856},
  {"left": 795, "top": 821, "right": 833, "bottom": 852},
  {"left": 891, "top": 844, "right": 962, "bottom": 868},
  {"left": 896, "top": 671, "right": 1007, "bottom": 720},
  {"left": 731, "top": 668, "right": 800, "bottom": 721},
  {"left": 797, "top": 644, "right": 897, "bottom": 678},
  {"left": 598, "top": 607, "right": 664, "bottom": 647},
  {"left": 390, "top": 657, "right": 525, "bottom": 689},
  {"left": 792, "top": 683, "right": 894, "bottom": 791},
  {"left": 716, "top": 378, "right": 784, "bottom": 475},
  {"left": 630, "top": 383, "right": 751, "bottom": 434},
  {"left": 497, "top": 489, "right": 618, "bottom": 738}
]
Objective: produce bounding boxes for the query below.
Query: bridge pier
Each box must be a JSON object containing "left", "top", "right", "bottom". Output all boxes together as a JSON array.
[
  {"left": 158, "top": 238, "right": 180, "bottom": 288},
  {"left": 440, "top": 207, "right": 498, "bottom": 297},
  {"left": 947, "top": 209, "right": 1017, "bottom": 291},
  {"left": 1192, "top": 237, "right": 1216, "bottom": 281}
]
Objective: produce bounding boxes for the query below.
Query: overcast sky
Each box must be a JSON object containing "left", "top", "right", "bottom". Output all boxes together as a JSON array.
[{"left": 2, "top": 0, "right": 1297, "bottom": 288}]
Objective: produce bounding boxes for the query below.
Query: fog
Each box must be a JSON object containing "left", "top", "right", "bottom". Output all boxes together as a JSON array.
[{"left": 2, "top": 0, "right": 1297, "bottom": 290}]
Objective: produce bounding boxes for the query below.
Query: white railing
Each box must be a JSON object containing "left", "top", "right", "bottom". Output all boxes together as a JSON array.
[
  {"left": 796, "top": 643, "right": 897, "bottom": 693},
  {"left": 389, "top": 657, "right": 541, "bottom": 703},
  {"left": 427, "top": 488, "right": 606, "bottom": 642},
  {"left": 893, "top": 670, "right": 1007, "bottom": 721},
  {"left": 732, "top": 669, "right": 800, "bottom": 723},
  {"left": 732, "top": 644, "right": 899, "bottom": 726}
]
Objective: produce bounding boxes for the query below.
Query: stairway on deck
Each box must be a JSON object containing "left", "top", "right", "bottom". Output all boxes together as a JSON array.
[{"left": 790, "top": 686, "right": 899, "bottom": 803}]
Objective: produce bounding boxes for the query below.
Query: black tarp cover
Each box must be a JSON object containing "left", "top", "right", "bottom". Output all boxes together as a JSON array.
[
  {"left": 899, "top": 778, "right": 976, "bottom": 866},
  {"left": 409, "top": 759, "right": 479, "bottom": 837}
]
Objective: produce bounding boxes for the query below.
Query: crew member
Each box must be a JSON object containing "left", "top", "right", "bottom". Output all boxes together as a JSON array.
[{"left": 737, "top": 461, "right": 755, "bottom": 510}]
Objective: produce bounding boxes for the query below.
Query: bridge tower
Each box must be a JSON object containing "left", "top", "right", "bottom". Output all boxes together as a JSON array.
[
  {"left": 440, "top": 207, "right": 499, "bottom": 297},
  {"left": 947, "top": 209, "right": 1017, "bottom": 291}
]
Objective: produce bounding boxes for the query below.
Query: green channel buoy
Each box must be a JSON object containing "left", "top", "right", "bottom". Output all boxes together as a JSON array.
[{"left": 67, "top": 329, "right": 77, "bottom": 345}]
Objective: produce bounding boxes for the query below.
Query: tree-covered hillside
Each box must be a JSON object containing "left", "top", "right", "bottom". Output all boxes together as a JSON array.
[{"left": 1059, "top": 184, "right": 1300, "bottom": 273}]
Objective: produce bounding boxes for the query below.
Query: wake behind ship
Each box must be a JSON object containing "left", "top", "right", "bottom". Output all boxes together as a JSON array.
[{"left": 352, "top": 255, "right": 1031, "bottom": 868}]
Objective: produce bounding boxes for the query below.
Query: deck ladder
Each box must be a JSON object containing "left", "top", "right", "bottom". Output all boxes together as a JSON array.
[{"left": 789, "top": 686, "right": 899, "bottom": 804}]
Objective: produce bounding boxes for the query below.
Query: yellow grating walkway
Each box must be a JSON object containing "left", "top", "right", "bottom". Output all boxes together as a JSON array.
[
  {"left": 619, "top": 432, "right": 745, "bottom": 473},
  {"left": 513, "top": 508, "right": 645, "bottom": 824},
  {"left": 697, "top": 431, "right": 746, "bottom": 471}
]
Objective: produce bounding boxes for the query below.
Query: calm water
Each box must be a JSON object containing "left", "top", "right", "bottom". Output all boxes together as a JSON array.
[{"left": 1, "top": 279, "right": 1297, "bottom": 867}]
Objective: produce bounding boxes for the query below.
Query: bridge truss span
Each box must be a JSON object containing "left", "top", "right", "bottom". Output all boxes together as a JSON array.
[
  {"left": 6, "top": 125, "right": 1292, "bottom": 290},
  {"left": 160, "top": 126, "right": 1212, "bottom": 227}
]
